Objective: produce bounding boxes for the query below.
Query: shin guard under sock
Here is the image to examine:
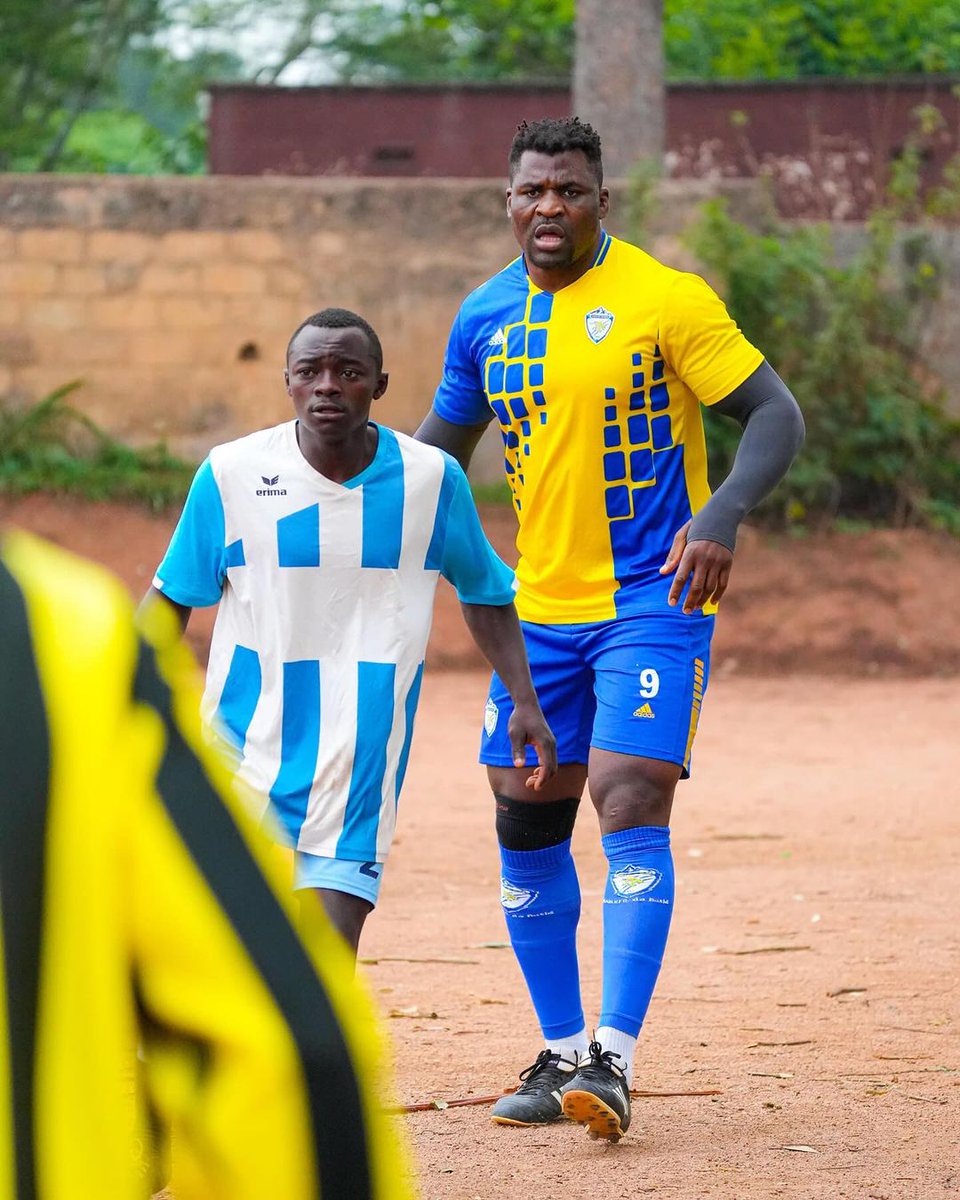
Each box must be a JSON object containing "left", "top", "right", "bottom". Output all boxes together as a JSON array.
[
  {"left": 499, "top": 837, "right": 584, "bottom": 1041},
  {"left": 599, "top": 825, "right": 675, "bottom": 1041}
]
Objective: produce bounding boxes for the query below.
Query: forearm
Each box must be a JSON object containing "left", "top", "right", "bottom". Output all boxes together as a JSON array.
[
  {"left": 414, "top": 408, "right": 490, "bottom": 472},
  {"left": 460, "top": 601, "right": 538, "bottom": 704},
  {"left": 690, "top": 361, "right": 805, "bottom": 551}
]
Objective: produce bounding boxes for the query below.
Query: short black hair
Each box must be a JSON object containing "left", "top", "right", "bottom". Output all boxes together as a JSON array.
[
  {"left": 286, "top": 307, "right": 383, "bottom": 372},
  {"left": 509, "top": 117, "right": 604, "bottom": 185}
]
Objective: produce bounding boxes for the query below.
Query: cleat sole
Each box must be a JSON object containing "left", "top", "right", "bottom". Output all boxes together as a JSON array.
[{"left": 561, "top": 1089, "right": 627, "bottom": 1141}]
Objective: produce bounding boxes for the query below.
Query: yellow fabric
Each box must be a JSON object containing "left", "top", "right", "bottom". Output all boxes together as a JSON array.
[{"left": 0, "top": 530, "right": 413, "bottom": 1200}]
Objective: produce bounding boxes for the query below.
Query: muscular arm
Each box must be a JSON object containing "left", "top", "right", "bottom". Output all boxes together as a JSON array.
[
  {"left": 460, "top": 600, "right": 557, "bottom": 788},
  {"left": 661, "top": 361, "right": 805, "bottom": 612},
  {"left": 688, "top": 360, "right": 805, "bottom": 550},
  {"left": 414, "top": 409, "right": 492, "bottom": 472}
]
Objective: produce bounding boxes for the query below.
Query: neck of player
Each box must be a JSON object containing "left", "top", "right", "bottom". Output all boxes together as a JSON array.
[
  {"left": 296, "top": 420, "right": 379, "bottom": 484},
  {"left": 526, "top": 230, "right": 604, "bottom": 294}
]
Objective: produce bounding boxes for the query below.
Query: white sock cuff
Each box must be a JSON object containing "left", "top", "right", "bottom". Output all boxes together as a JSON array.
[
  {"left": 547, "top": 1028, "right": 590, "bottom": 1067},
  {"left": 594, "top": 1026, "right": 637, "bottom": 1083}
]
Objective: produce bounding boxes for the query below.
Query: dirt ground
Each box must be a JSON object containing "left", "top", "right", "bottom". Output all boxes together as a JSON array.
[{"left": 3, "top": 495, "right": 959, "bottom": 1199}]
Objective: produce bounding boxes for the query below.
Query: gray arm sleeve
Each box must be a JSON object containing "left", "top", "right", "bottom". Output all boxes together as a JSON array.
[{"left": 687, "top": 360, "right": 805, "bottom": 551}]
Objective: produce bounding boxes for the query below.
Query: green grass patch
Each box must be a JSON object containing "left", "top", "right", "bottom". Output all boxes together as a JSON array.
[{"left": 0, "top": 383, "right": 195, "bottom": 511}]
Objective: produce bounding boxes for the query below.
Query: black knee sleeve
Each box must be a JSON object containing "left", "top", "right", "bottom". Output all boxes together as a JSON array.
[{"left": 495, "top": 794, "right": 580, "bottom": 851}]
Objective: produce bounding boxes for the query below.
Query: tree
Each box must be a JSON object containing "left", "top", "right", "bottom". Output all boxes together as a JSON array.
[
  {"left": 5, "top": 0, "right": 960, "bottom": 175},
  {"left": 0, "top": 0, "right": 164, "bottom": 170},
  {"left": 664, "top": 0, "right": 960, "bottom": 80},
  {"left": 319, "top": 0, "right": 574, "bottom": 83},
  {"left": 574, "top": 0, "right": 664, "bottom": 173}
]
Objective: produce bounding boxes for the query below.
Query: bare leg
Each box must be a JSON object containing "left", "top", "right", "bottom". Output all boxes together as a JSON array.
[
  {"left": 487, "top": 762, "right": 587, "bottom": 805},
  {"left": 309, "top": 888, "right": 373, "bottom": 959},
  {"left": 586, "top": 747, "right": 680, "bottom": 832}
]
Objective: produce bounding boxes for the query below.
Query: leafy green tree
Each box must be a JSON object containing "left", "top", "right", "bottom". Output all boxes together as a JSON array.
[
  {"left": 5, "top": 0, "right": 960, "bottom": 174},
  {"left": 314, "top": 0, "right": 960, "bottom": 83},
  {"left": 323, "top": 0, "right": 574, "bottom": 82},
  {"left": 664, "top": 0, "right": 960, "bottom": 80},
  {"left": 0, "top": 0, "right": 164, "bottom": 170}
]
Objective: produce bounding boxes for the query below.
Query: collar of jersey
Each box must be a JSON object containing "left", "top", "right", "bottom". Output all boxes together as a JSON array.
[
  {"left": 521, "top": 228, "right": 612, "bottom": 292},
  {"left": 288, "top": 419, "right": 388, "bottom": 490}
]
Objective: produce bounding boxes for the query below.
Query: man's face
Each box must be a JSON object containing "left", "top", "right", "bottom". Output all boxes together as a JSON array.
[
  {"left": 507, "top": 149, "right": 609, "bottom": 281},
  {"left": 284, "top": 325, "right": 388, "bottom": 443}
]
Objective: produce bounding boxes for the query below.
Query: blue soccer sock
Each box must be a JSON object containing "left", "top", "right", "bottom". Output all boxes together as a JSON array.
[
  {"left": 599, "top": 825, "right": 675, "bottom": 1057},
  {"left": 499, "top": 838, "right": 585, "bottom": 1042}
]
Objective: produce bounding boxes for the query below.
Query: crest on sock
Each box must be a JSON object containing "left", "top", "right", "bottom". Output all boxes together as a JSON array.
[{"left": 610, "top": 866, "right": 661, "bottom": 897}]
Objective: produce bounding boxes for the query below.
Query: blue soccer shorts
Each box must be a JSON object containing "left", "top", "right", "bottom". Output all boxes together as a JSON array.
[
  {"left": 293, "top": 853, "right": 385, "bottom": 906},
  {"left": 480, "top": 610, "right": 715, "bottom": 778}
]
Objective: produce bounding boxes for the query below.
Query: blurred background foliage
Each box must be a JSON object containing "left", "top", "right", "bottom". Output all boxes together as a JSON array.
[
  {"left": 687, "top": 114, "right": 960, "bottom": 535},
  {"left": 3, "top": 0, "right": 960, "bottom": 174}
]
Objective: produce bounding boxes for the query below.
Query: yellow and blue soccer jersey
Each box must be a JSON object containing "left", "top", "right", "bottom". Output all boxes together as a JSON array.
[
  {"left": 154, "top": 421, "right": 516, "bottom": 859},
  {"left": 434, "top": 233, "right": 763, "bottom": 623}
]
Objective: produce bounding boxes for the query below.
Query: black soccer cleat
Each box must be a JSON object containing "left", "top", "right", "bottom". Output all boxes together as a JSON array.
[
  {"left": 560, "top": 1040, "right": 631, "bottom": 1141},
  {"left": 491, "top": 1050, "right": 576, "bottom": 1126}
]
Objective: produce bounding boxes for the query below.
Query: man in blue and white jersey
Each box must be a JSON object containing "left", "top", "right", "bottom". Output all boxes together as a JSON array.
[{"left": 144, "top": 308, "right": 556, "bottom": 955}]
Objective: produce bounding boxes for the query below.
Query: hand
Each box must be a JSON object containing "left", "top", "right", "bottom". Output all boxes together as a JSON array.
[
  {"left": 507, "top": 700, "right": 558, "bottom": 791},
  {"left": 659, "top": 520, "right": 734, "bottom": 614}
]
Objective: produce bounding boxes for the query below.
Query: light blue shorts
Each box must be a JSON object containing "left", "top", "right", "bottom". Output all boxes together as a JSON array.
[{"left": 293, "top": 853, "right": 385, "bottom": 907}]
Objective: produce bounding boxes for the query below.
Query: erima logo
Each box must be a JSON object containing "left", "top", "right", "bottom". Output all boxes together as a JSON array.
[
  {"left": 484, "top": 698, "right": 499, "bottom": 737},
  {"left": 488, "top": 327, "right": 506, "bottom": 348},
  {"left": 611, "top": 867, "right": 662, "bottom": 898},
  {"left": 257, "top": 472, "right": 287, "bottom": 497},
  {"left": 585, "top": 305, "right": 615, "bottom": 343},
  {"left": 633, "top": 703, "right": 655, "bottom": 719},
  {"left": 501, "top": 879, "right": 538, "bottom": 911}
]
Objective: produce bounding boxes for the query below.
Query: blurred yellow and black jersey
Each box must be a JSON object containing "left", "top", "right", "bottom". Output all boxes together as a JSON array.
[
  {"left": 433, "top": 232, "right": 764, "bottom": 623},
  {"left": 0, "top": 530, "right": 412, "bottom": 1200}
]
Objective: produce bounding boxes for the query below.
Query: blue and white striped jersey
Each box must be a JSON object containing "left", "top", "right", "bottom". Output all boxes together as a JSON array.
[{"left": 154, "top": 421, "right": 516, "bottom": 860}]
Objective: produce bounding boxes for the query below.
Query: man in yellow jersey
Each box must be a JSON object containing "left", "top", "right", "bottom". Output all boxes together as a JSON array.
[
  {"left": 0, "top": 529, "right": 411, "bottom": 1199},
  {"left": 416, "top": 116, "right": 805, "bottom": 1141}
]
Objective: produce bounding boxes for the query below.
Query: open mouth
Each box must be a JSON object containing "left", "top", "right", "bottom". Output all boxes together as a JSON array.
[{"left": 533, "top": 224, "right": 566, "bottom": 249}]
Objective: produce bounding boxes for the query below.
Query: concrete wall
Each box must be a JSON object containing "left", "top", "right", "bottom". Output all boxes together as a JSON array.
[{"left": 0, "top": 173, "right": 770, "bottom": 481}]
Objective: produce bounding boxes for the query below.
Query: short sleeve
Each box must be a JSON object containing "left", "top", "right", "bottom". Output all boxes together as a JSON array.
[
  {"left": 435, "top": 461, "right": 516, "bottom": 605},
  {"left": 432, "top": 310, "right": 493, "bottom": 426},
  {"left": 659, "top": 273, "right": 764, "bottom": 406},
  {"left": 153, "top": 459, "right": 228, "bottom": 608}
]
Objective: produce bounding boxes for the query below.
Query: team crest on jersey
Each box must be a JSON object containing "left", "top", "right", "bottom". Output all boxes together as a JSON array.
[
  {"left": 611, "top": 866, "right": 662, "bottom": 897},
  {"left": 484, "top": 698, "right": 499, "bottom": 736},
  {"left": 585, "top": 305, "right": 615, "bottom": 344},
  {"left": 501, "top": 879, "right": 538, "bottom": 911}
]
